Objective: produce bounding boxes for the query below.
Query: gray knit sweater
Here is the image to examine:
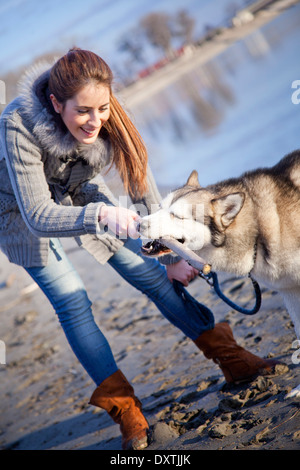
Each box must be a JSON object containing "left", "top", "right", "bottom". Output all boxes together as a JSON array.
[{"left": 0, "top": 62, "right": 168, "bottom": 267}]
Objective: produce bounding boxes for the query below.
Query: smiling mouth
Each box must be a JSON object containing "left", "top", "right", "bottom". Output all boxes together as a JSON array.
[{"left": 80, "top": 127, "right": 98, "bottom": 137}]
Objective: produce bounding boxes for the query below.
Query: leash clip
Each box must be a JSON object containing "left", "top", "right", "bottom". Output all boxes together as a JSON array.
[{"left": 198, "top": 270, "right": 214, "bottom": 286}]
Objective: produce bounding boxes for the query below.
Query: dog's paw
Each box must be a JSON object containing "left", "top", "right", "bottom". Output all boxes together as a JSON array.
[{"left": 285, "top": 384, "right": 300, "bottom": 399}]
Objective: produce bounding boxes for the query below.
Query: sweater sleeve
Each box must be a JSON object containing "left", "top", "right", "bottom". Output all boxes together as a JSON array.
[{"left": 0, "top": 112, "right": 103, "bottom": 238}]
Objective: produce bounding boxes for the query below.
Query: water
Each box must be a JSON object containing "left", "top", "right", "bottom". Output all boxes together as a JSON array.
[
  {"left": 131, "top": 6, "right": 300, "bottom": 188},
  {"left": 1, "top": 1, "right": 299, "bottom": 190},
  {"left": 0, "top": 0, "right": 246, "bottom": 76}
]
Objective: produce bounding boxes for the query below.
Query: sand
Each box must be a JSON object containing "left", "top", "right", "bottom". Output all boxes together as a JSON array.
[{"left": 0, "top": 235, "right": 299, "bottom": 452}]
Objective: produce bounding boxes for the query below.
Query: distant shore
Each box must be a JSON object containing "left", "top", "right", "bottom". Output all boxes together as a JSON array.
[{"left": 120, "top": 0, "right": 300, "bottom": 108}]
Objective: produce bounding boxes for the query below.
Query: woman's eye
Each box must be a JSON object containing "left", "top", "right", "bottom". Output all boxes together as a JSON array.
[{"left": 77, "top": 107, "right": 108, "bottom": 114}]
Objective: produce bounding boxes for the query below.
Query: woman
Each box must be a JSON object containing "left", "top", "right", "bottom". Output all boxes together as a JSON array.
[{"left": 0, "top": 48, "right": 278, "bottom": 450}]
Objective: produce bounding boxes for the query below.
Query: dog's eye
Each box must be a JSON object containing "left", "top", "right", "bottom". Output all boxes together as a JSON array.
[{"left": 170, "top": 212, "right": 185, "bottom": 220}]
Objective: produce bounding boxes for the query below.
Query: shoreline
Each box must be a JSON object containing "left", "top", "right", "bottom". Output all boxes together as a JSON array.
[{"left": 120, "top": 0, "right": 300, "bottom": 109}]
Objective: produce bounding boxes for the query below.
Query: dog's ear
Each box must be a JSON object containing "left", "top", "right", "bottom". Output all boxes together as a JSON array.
[
  {"left": 186, "top": 170, "right": 201, "bottom": 188},
  {"left": 211, "top": 192, "right": 245, "bottom": 230}
]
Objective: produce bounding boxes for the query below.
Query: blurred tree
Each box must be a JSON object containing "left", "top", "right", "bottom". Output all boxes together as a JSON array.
[
  {"left": 115, "top": 9, "right": 197, "bottom": 84},
  {"left": 140, "top": 12, "right": 173, "bottom": 58},
  {"left": 117, "top": 26, "right": 146, "bottom": 65},
  {"left": 172, "top": 10, "right": 195, "bottom": 44}
]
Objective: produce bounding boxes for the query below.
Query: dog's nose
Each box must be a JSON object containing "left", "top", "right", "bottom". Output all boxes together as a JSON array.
[{"left": 137, "top": 219, "right": 149, "bottom": 234}]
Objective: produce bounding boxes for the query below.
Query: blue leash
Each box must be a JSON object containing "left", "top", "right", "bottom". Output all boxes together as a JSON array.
[{"left": 199, "top": 271, "right": 262, "bottom": 315}]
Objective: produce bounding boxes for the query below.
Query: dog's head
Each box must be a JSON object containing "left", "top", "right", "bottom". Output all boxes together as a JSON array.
[{"left": 139, "top": 170, "right": 245, "bottom": 258}]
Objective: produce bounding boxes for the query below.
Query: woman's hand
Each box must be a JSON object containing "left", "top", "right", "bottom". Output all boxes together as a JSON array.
[
  {"left": 166, "top": 259, "right": 199, "bottom": 287},
  {"left": 99, "top": 206, "right": 140, "bottom": 238}
]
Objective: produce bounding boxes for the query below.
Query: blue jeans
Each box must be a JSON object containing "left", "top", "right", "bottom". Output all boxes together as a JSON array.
[{"left": 25, "top": 238, "right": 214, "bottom": 386}]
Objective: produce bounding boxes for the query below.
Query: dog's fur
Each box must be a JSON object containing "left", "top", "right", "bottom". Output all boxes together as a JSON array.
[{"left": 140, "top": 151, "right": 300, "bottom": 396}]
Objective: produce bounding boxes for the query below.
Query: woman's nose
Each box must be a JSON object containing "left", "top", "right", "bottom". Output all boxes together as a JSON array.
[{"left": 88, "top": 111, "right": 101, "bottom": 127}]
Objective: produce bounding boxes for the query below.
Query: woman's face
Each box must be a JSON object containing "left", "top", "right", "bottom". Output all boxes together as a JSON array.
[{"left": 50, "top": 82, "right": 110, "bottom": 144}]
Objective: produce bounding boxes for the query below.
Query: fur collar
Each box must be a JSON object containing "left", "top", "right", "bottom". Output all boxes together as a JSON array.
[{"left": 18, "top": 61, "right": 112, "bottom": 167}]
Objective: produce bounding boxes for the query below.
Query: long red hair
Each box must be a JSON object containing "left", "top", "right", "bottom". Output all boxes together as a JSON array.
[{"left": 48, "top": 48, "right": 148, "bottom": 198}]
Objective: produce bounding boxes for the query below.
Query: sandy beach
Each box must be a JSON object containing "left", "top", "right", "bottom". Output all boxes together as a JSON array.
[
  {"left": 0, "top": 229, "right": 299, "bottom": 452},
  {"left": 1, "top": 0, "right": 300, "bottom": 454}
]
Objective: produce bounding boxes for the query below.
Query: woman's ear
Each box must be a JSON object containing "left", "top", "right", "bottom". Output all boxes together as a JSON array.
[{"left": 49, "top": 94, "right": 63, "bottom": 114}]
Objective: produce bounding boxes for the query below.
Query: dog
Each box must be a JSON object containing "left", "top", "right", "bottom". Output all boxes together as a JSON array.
[{"left": 139, "top": 150, "right": 300, "bottom": 398}]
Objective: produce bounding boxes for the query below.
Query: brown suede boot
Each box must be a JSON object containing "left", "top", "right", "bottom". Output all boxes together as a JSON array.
[
  {"left": 89, "top": 369, "right": 149, "bottom": 450},
  {"left": 194, "top": 322, "right": 280, "bottom": 383}
]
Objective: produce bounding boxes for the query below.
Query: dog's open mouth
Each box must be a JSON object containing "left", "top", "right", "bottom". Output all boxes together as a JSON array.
[
  {"left": 141, "top": 237, "right": 212, "bottom": 275},
  {"left": 141, "top": 238, "right": 184, "bottom": 257}
]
